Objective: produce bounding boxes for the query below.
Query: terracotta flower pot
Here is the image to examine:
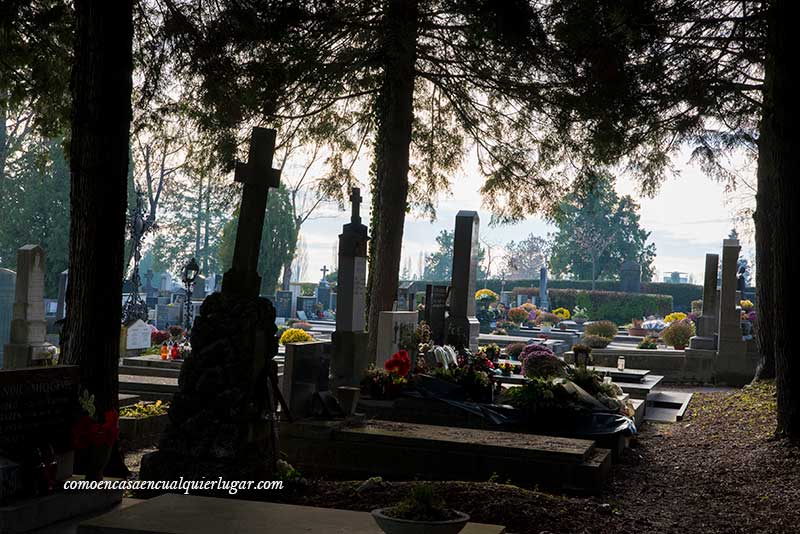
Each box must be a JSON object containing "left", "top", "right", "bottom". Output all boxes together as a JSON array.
[{"left": 371, "top": 508, "right": 470, "bottom": 534}]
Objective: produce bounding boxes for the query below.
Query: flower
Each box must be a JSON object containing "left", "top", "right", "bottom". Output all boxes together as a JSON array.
[
  {"left": 664, "top": 312, "right": 687, "bottom": 323},
  {"left": 740, "top": 299, "right": 754, "bottom": 311},
  {"left": 475, "top": 289, "right": 499, "bottom": 302},
  {"left": 280, "top": 328, "right": 314, "bottom": 345},
  {"left": 508, "top": 307, "right": 529, "bottom": 324},
  {"left": 552, "top": 307, "right": 571, "bottom": 320},
  {"left": 385, "top": 350, "right": 411, "bottom": 377}
]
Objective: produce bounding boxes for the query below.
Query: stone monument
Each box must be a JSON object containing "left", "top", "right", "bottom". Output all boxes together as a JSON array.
[
  {"left": 446, "top": 211, "right": 480, "bottom": 352},
  {"left": 329, "top": 188, "right": 369, "bottom": 388},
  {"left": 140, "top": 127, "right": 283, "bottom": 482},
  {"left": 3, "top": 245, "right": 56, "bottom": 369},
  {"left": 620, "top": 260, "right": 642, "bottom": 293},
  {"left": 715, "top": 239, "right": 751, "bottom": 383},
  {"left": 55, "top": 269, "right": 68, "bottom": 321},
  {"left": 0, "top": 268, "right": 16, "bottom": 367},
  {"left": 316, "top": 266, "right": 331, "bottom": 312},
  {"left": 538, "top": 266, "right": 549, "bottom": 310},
  {"left": 689, "top": 253, "right": 719, "bottom": 350}
]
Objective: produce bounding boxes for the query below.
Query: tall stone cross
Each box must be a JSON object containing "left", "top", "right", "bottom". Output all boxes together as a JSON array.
[
  {"left": 320, "top": 265, "right": 329, "bottom": 280},
  {"left": 222, "top": 128, "right": 281, "bottom": 298}
]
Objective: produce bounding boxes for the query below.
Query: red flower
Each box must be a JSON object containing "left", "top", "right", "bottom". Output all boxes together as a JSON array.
[
  {"left": 72, "top": 416, "right": 100, "bottom": 449},
  {"left": 384, "top": 350, "right": 411, "bottom": 376},
  {"left": 72, "top": 410, "right": 120, "bottom": 449}
]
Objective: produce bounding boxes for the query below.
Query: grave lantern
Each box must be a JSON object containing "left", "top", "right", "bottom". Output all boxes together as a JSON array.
[{"left": 181, "top": 257, "right": 200, "bottom": 332}]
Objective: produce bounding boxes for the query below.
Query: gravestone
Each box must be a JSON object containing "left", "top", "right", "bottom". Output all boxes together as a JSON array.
[
  {"left": 620, "top": 260, "right": 642, "bottom": 293},
  {"left": 3, "top": 245, "right": 56, "bottom": 369},
  {"left": 424, "top": 284, "right": 448, "bottom": 346},
  {"left": 330, "top": 188, "right": 369, "bottom": 389},
  {"left": 446, "top": 211, "right": 480, "bottom": 352},
  {"left": 140, "top": 127, "right": 282, "bottom": 483},
  {"left": 0, "top": 268, "right": 16, "bottom": 368},
  {"left": 274, "top": 290, "right": 294, "bottom": 319},
  {"left": 280, "top": 340, "right": 330, "bottom": 419},
  {"left": 538, "top": 266, "right": 549, "bottom": 310},
  {"left": 715, "top": 239, "right": 750, "bottom": 382},
  {"left": 143, "top": 269, "right": 157, "bottom": 297},
  {"left": 159, "top": 272, "right": 171, "bottom": 293},
  {"left": 376, "top": 311, "right": 419, "bottom": 368},
  {"left": 155, "top": 304, "right": 181, "bottom": 330},
  {"left": 297, "top": 296, "right": 316, "bottom": 319},
  {"left": 500, "top": 290, "right": 513, "bottom": 306},
  {"left": 125, "top": 319, "right": 151, "bottom": 354},
  {"left": 0, "top": 365, "right": 80, "bottom": 495},
  {"left": 690, "top": 253, "right": 719, "bottom": 350},
  {"left": 316, "top": 266, "right": 331, "bottom": 311},
  {"left": 55, "top": 269, "right": 68, "bottom": 321},
  {"left": 329, "top": 292, "right": 337, "bottom": 311}
]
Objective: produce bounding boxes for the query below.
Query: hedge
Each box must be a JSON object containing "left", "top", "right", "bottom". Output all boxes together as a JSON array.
[{"left": 512, "top": 287, "right": 672, "bottom": 324}]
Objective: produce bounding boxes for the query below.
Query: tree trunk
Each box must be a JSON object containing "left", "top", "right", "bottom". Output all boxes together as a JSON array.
[
  {"left": 366, "top": 0, "right": 418, "bottom": 361},
  {"left": 281, "top": 222, "right": 300, "bottom": 291},
  {"left": 766, "top": 0, "right": 800, "bottom": 440},
  {"left": 203, "top": 175, "right": 211, "bottom": 273},
  {"left": 194, "top": 175, "right": 203, "bottom": 260},
  {"left": 61, "top": 0, "right": 133, "bottom": 463},
  {"left": 753, "top": 130, "right": 775, "bottom": 380}
]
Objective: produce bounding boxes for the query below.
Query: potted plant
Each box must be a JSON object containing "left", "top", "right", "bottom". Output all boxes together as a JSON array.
[
  {"left": 371, "top": 484, "right": 470, "bottom": 534},
  {"left": 72, "top": 390, "right": 119, "bottom": 481},
  {"left": 661, "top": 319, "right": 695, "bottom": 350},
  {"left": 499, "top": 362, "right": 514, "bottom": 376},
  {"left": 572, "top": 306, "right": 589, "bottom": 325},
  {"left": 507, "top": 306, "right": 529, "bottom": 327},
  {"left": 637, "top": 336, "right": 659, "bottom": 349}
]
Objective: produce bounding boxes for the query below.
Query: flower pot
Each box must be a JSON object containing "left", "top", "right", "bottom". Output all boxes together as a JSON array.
[
  {"left": 628, "top": 327, "right": 647, "bottom": 337},
  {"left": 84, "top": 443, "right": 112, "bottom": 481},
  {"left": 672, "top": 345, "right": 686, "bottom": 351},
  {"left": 371, "top": 508, "right": 470, "bottom": 534},
  {"left": 574, "top": 317, "right": 586, "bottom": 325},
  {"left": 336, "top": 386, "right": 361, "bottom": 415}
]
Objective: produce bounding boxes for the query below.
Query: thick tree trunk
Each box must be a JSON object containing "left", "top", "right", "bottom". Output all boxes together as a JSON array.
[
  {"left": 766, "top": 0, "right": 800, "bottom": 440},
  {"left": 281, "top": 223, "right": 300, "bottom": 291},
  {"left": 366, "top": 0, "right": 418, "bottom": 361},
  {"left": 753, "top": 139, "right": 775, "bottom": 380},
  {"left": 61, "top": 0, "right": 133, "bottom": 445}
]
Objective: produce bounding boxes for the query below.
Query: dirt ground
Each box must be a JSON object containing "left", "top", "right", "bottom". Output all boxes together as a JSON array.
[{"left": 125, "top": 382, "right": 800, "bottom": 534}]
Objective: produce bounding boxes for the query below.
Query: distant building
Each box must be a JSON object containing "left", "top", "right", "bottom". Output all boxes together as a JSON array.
[{"left": 663, "top": 271, "right": 689, "bottom": 284}]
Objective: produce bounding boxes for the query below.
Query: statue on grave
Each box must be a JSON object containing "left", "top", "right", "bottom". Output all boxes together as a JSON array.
[{"left": 140, "top": 128, "right": 286, "bottom": 484}]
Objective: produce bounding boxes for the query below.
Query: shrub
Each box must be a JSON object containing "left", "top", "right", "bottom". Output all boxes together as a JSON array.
[
  {"left": 279, "top": 328, "right": 313, "bottom": 345},
  {"left": 506, "top": 342, "right": 526, "bottom": 360},
  {"left": 151, "top": 330, "right": 170, "bottom": 345},
  {"left": 508, "top": 307, "right": 529, "bottom": 324},
  {"left": 582, "top": 335, "right": 611, "bottom": 348},
  {"left": 536, "top": 312, "right": 560, "bottom": 325},
  {"left": 584, "top": 320, "right": 618, "bottom": 339},
  {"left": 638, "top": 337, "right": 658, "bottom": 349},
  {"left": 168, "top": 325, "right": 185, "bottom": 338},
  {"left": 661, "top": 319, "right": 695, "bottom": 348},
  {"left": 520, "top": 344, "right": 566, "bottom": 378},
  {"left": 512, "top": 288, "right": 673, "bottom": 323}
]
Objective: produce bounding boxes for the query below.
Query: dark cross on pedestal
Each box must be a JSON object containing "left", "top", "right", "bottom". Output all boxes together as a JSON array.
[
  {"left": 221, "top": 128, "right": 281, "bottom": 297},
  {"left": 320, "top": 265, "right": 329, "bottom": 280},
  {"left": 350, "top": 188, "right": 362, "bottom": 224}
]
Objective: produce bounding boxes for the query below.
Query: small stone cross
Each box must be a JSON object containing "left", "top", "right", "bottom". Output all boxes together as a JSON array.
[
  {"left": 321, "top": 265, "right": 329, "bottom": 279},
  {"left": 350, "top": 188, "right": 362, "bottom": 224}
]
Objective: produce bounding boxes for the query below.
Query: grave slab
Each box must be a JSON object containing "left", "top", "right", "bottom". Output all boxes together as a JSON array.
[{"left": 78, "top": 494, "right": 506, "bottom": 534}]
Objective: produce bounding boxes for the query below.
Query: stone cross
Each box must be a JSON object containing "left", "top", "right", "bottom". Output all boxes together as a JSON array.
[
  {"left": 221, "top": 128, "right": 281, "bottom": 298},
  {"left": 350, "top": 188, "right": 362, "bottom": 225},
  {"left": 320, "top": 265, "right": 329, "bottom": 280}
]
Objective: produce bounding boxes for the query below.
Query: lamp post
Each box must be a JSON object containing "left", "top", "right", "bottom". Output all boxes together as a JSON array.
[{"left": 182, "top": 257, "right": 200, "bottom": 333}]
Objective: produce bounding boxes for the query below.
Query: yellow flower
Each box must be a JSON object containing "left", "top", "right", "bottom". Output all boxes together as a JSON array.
[
  {"left": 475, "top": 289, "right": 499, "bottom": 302},
  {"left": 740, "top": 299, "right": 754, "bottom": 311},
  {"left": 280, "top": 328, "right": 314, "bottom": 345},
  {"left": 552, "top": 307, "right": 571, "bottom": 320},
  {"left": 664, "top": 312, "right": 687, "bottom": 323}
]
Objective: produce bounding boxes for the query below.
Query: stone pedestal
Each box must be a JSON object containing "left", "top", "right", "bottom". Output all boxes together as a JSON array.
[
  {"left": 3, "top": 245, "right": 54, "bottom": 369},
  {"left": 281, "top": 341, "right": 331, "bottom": 419},
  {"left": 140, "top": 292, "right": 279, "bottom": 482},
  {"left": 329, "top": 331, "right": 369, "bottom": 390}
]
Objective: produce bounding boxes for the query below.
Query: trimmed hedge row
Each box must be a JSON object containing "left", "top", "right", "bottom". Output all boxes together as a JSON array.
[{"left": 512, "top": 287, "right": 672, "bottom": 324}]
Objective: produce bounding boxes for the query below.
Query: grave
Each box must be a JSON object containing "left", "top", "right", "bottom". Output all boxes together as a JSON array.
[
  {"left": 274, "top": 290, "right": 294, "bottom": 319},
  {"left": 122, "top": 319, "right": 151, "bottom": 357},
  {"left": 140, "top": 127, "right": 282, "bottom": 483},
  {"left": 538, "top": 266, "right": 549, "bottom": 310},
  {"left": 280, "top": 340, "right": 330, "bottom": 418},
  {"left": 619, "top": 260, "right": 642, "bottom": 293},
  {"left": 0, "top": 268, "right": 15, "bottom": 368},
  {"left": 446, "top": 211, "right": 480, "bottom": 352},
  {"left": 689, "top": 253, "right": 719, "bottom": 350},
  {"left": 315, "top": 266, "right": 331, "bottom": 311},
  {"left": 375, "top": 311, "right": 419, "bottom": 366},
  {"left": 77, "top": 493, "right": 507, "bottom": 534},
  {"left": 282, "top": 419, "right": 611, "bottom": 492},
  {"left": 329, "top": 188, "right": 369, "bottom": 390},
  {"left": 423, "top": 283, "right": 448, "bottom": 345},
  {"left": 2, "top": 245, "right": 56, "bottom": 369},
  {"left": 297, "top": 295, "right": 317, "bottom": 318}
]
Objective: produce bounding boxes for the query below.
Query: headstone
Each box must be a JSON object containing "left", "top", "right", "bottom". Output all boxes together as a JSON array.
[
  {"left": 330, "top": 188, "right": 369, "bottom": 389},
  {"left": 125, "top": 319, "right": 151, "bottom": 353},
  {"left": 0, "top": 269, "right": 16, "bottom": 368},
  {"left": 297, "top": 296, "right": 316, "bottom": 319},
  {"left": 274, "top": 290, "right": 294, "bottom": 318},
  {"left": 690, "top": 253, "right": 720, "bottom": 350},
  {"left": 155, "top": 304, "right": 181, "bottom": 330},
  {"left": 445, "top": 211, "right": 480, "bottom": 352},
  {"left": 376, "top": 311, "right": 420, "bottom": 368},
  {"left": 159, "top": 272, "right": 170, "bottom": 292},
  {"left": 55, "top": 269, "right": 68, "bottom": 320},
  {"left": 516, "top": 294, "right": 527, "bottom": 307},
  {"left": 2, "top": 245, "right": 56, "bottom": 369},
  {"left": 715, "top": 239, "right": 750, "bottom": 382},
  {"left": 141, "top": 127, "right": 283, "bottom": 483},
  {"left": 423, "top": 284, "right": 448, "bottom": 346},
  {"left": 0, "top": 366, "right": 79, "bottom": 481},
  {"left": 143, "top": 269, "right": 157, "bottom": 297},
  {"left": 620, "top": 260, "right": 642, "bottom": 293},
  {"left": 329, "top": 292, "right": 337, "bottom": 312},
  {"left": 500, "top": 291, "right": 513, "bottom": 306},
  {"left": 280, "top": 341, "right": 330, "bottom": 419},
  {"left": 538, "top": 266, "right": 549, "bottom": 310},
  {"left": 316, "top": 280, "right": 331, "bottom": 313}
]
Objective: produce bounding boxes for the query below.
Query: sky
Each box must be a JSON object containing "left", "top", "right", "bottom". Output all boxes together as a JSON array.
[{"left": 296, "top": 147, "right": 755, "bottom": 285}]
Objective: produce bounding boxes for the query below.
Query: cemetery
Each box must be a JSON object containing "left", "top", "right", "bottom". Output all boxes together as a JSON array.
[{"left": 2, "top": 2, "right": 799, "bottom": 533}]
